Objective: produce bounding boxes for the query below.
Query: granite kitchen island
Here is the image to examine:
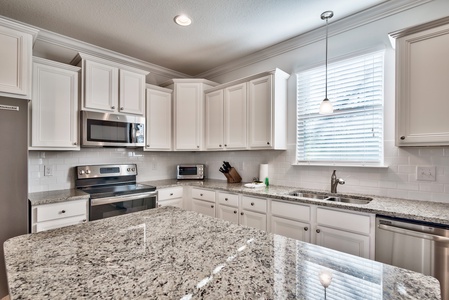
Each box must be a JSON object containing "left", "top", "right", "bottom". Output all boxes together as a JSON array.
[{"left": 4, "top": 207, "right": 441, "bottom": 299}]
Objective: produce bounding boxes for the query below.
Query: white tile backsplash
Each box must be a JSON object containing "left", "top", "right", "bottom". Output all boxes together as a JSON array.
[{"left": 29, "top": 143, "right": 449, "bottom": 204}]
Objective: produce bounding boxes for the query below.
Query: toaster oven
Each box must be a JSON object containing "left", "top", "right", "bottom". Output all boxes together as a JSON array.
[{"left": 177, "top": 164, "right": 205, "bottom": 180}]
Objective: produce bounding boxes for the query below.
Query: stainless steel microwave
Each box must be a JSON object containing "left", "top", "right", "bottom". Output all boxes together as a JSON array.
[
  {"left": 81, "top": 111, "right": 145, "bottom": 147},
  {"left": 177, "top": 164, "right": 205, "bottom": 180}
]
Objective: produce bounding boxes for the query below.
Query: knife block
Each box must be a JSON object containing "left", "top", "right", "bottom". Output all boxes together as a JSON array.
[{"left": 224, "top": 167, "right": 242, "bottom": 183}]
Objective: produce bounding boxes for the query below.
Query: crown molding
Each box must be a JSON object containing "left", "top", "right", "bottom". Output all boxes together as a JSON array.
[
  {"left": 36, "top": 30, "right": 190, "bottom": 79},
  {"left": 0, "top": 16, "right": 39, "bottom": 42},
  {"left": 197, "top": 0, "right": 433, "bottom": 79},
  {"left": 389, "top": 15, "right": 449, "bottom": 38}
]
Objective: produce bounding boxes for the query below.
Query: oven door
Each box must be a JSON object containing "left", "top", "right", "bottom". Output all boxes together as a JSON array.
[{"left": 89, "top": 191, "right": 158, "bottom": 221}]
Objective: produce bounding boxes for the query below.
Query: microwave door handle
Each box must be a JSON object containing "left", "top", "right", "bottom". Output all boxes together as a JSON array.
[{"left": 131, "top": 123, "right": 136, "bottom": 143}]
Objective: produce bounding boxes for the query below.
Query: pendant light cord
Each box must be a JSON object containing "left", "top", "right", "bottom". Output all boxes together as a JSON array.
[{"left": 325, "top": 17, "right": 329, "bottom": 100}]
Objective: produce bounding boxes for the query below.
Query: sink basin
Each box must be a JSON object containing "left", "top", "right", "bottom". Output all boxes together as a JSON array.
[{"left": 287, "top": 190, "right": 372, "bottom": 205}]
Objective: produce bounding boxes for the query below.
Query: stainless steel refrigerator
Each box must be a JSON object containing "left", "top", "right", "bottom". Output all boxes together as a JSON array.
[{"left": 0, "top": 97, "right": 28, "bottom": 298}]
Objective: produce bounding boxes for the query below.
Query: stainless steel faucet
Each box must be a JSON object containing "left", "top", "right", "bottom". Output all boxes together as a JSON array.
[{"left": 331, "top": 170, "right": 345, "bottom": 193}]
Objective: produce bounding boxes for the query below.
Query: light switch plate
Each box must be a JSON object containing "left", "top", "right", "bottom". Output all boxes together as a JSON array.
[
  {"left": 416, "top": 166, "right": 436, "bottom": 181},
  {"left": 44, "top": 165, "right": 53, "bottom": 176}
]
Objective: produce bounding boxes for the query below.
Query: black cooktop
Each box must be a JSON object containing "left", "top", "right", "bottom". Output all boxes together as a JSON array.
[{"left": 80, "top": 183, "right": 156, "bottom": 199}]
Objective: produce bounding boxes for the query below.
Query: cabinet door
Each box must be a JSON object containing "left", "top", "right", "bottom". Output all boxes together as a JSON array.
[
  {"left": 224, "top": 83, "right": 247, "bottom": 149},
  {"left": 192, "top": 199, "right": 215, "bottom": 217},
  {"left": 248, "top": 75, "right": 272, "bottom": 149},
  {"left": 119, "top": 69, "right": 145, "bottom": 115},
  {"left": 0, "top": 25, "right": 33, "bottom": 98},
  {"left": 216, "top": 204, "right": 239, "bottom": 224},
  {"left": 271, "top": 216, "right": 311, "bottom": 243},
  {"left": 31, "top": 61, "right": 79, "bottom": 149},
  {"left": 145, "top": 88, "right": 172, "bottom": 150},
  {"left": 240, "top": 209, "right": 266, "bottom": 231},
  {"left": 315, "top": 226, "right": 370, "bottom": 259},
  {"left": 205, "top": 89, "right": 224, "bottom": 150},
  {"left": 83, "top": 60, "right": 118, "bottom": 112},
  {"left": 396, "top": 24, "right": 449, "bottom": 146},
  {"left": 174, "top": 83, "right": 202, "bottom": 150}
]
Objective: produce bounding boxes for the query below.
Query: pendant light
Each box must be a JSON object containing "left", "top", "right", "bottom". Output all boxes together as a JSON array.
[{"left": 319, "top": 11, "right": 334, "bottom": 115}]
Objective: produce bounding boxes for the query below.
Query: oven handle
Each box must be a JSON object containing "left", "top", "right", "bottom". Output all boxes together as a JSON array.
[{"left": 91, "top": 191, "right": 158, "bottom": 206}]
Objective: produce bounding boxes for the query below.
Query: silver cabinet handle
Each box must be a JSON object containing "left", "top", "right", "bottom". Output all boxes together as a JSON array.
[{"left": 316, "top": 229, "right": 321, "bottom": 233}]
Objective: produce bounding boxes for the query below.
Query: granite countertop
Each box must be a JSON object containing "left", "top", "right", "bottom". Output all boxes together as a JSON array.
[
  {"left": 4, "top": 206, "right": 441, "bottom": 299},
  {"left": 28, "top": 189, "right": 89, "bottom": 206},
  {"left": 142, "top": 179, "right": 449, "bottom": 226}
]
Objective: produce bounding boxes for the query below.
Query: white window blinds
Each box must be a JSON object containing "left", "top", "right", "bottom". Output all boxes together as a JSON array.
[{"left": 296, "top": 50, "right": 384, "bottom": 165}]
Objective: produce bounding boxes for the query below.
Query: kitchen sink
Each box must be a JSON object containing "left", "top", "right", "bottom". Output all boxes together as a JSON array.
[{"left": 287, "top": 190, "right": 372, "bottom": 205}]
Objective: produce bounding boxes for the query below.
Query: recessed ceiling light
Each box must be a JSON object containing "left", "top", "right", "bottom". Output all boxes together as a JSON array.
[{"left": 174, "top": 15, "right": 192, "bottom": 26}]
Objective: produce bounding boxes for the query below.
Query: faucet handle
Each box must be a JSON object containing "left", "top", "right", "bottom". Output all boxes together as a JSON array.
[{"left": 338, "top": 178, "right": 345, "bottom": 185}]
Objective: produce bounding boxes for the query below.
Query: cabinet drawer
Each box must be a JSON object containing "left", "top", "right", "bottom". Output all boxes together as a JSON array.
[
  {"left": 158, "top": 198, "right": 183, "bottom": 209},
  {"left": 35, "top": 215, "right": 86, "bottom": 233},
  {"left": 271, "top": 201, "right": 310, "bottom": 222},
  {"left": 217, "top": 192, "right": 239, "bottom": 207},
  {"left": 158, "top": 187, "right": 183, "bottom": 201},
  {"left": 36, "top": 199, "right": 87, "bottom": 223},
  {"left": 192, "top": 188, "right": 215, "bottom": 202},
  {"left": 241, "top": 195, "right": 266, "bottom": 213},
  {"left": 316, "top": 208, "right": 371, "bottom": 235}
]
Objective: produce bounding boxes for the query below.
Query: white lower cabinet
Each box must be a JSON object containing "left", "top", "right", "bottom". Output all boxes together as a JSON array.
[
  {"left": 157, "top": 186, "right": 183, "bottom": 209},
  {"left": 216, "top": 204, "right": 239, "bottom": 224},
  {"left": 315, "top": 207, "right": 374, "bottom": 259},
  {"left": 270, "top": 200, "right": 311, "bottom": 242},
  {"left": 31, "top": 199, "right": 89, "bottom": 233},
  {"left": 240, "top": 209, "right": 267, "bottom": 231},
  {"left": 191, "top": 188, "right": 215, "bottom": 217}
]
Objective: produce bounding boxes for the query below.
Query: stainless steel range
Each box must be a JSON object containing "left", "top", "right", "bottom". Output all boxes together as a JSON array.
[{"left": 75, "top": 164, "right": 157, "bottom": 221}]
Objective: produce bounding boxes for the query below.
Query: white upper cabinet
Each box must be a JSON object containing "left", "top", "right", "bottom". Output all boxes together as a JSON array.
[
  {"left": 145, "top": 85, "right": 172, "bottom": 151},
  {"left": 248, "top": 69, "right": 289, "bottom": 149},
  {"left": 205, "top": 89, "right": 224, "bottom": 150},
  {"left": 205, "top": 83, "right": 247, "bottom": 150},
  {"left": 0, "top": 18, "right": 38, "bottom": 99},
  {"left": 162, "top": 79, "right": 218, "bottom": 151},
  {"left": 73, "top": 53, "right": 148, "bottom": 116},
  {"left": 393, "top": 18, "right": 449, "bottom": 146},
  {"left": 30, "top": 57, "right": 80, "bottom": 150}
]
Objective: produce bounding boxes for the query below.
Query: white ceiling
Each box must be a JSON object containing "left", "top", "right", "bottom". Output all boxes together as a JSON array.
[{"left": 0, "top": 0, "right": 387, "bottom": 76}]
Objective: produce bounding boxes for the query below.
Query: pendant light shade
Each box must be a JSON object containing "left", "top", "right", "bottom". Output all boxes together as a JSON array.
[{"left": 319, "top": 11, "right": 334, "bottom": 115}]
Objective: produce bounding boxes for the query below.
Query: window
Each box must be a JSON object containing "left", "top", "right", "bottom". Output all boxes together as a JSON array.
[{"left": 296, "top": 50, "right": 384, "bottom": 166}]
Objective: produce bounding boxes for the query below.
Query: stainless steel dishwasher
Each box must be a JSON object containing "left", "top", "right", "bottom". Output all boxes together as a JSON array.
[{"left": 376, "top": 216, "right": 449, "bottom": 300}]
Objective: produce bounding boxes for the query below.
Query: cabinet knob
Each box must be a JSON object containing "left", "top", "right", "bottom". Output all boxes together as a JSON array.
[
  {"left": 158, "top": 204, "right": 162, "bottom": 207},
  {"left": 250, "top": 202, "right": 254, "bottom": 206},
  {"left": 120, "top": 107, "right": 124, "bottom": 110},
  {"left": 225, "top": 198, "right": 228, "bottom": 201},
  {"left": 304, "top": 227, "right": 309, "bottom": 231},
  {"left": 111, "top": 106, "right": 115, "bottom": 109},
  {"left": 400, "top": 136, "right": 405, "bottom": 140},
  {"left": 82, "top": 219, "right": 87, "bottom": 223},
  {"left": 200, "top": 193, "right": 203, "bottom": 196},
  {"left": 146, "top": 145, "right": 150, "bottom": 147},
  {"left": 224, "top": 144, "right": 227, "bottom": 147},
  {"left": 61, "top": 210, "right": 66, "bottom": 214},
  {"left": 234, "top": 210, "right": 237, "bottom": 214},
  {"left": 170, "top": 193, "right": 173, "bottom": 196},
  {"left": 240, "top": 212, "right": 244, "bottom": 215},
  {"left": 316, "top": 229, "right": 321, "bottom": 233},
  {"left": 219, "top": 144, "right": 222, "bottom": 147},
  {"left": 211, "top": 205, "right": 214, "bottom": 208},
  {"left": 73, "top": 142, "right": 77, "bottom": 145},
  {"left": 267, "top": 142, "right": 270, "bottom": 145}
]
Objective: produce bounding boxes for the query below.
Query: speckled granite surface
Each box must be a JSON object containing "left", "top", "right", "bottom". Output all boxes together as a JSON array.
[
  {"left": 28, "top": 189, "right": 89, "bottom": 206},
  {"left": 4, "top": 207, "right": 441, "bottom": 299},
  {"left": 143, "top": 179, "right": 449, "bottom": 226}
]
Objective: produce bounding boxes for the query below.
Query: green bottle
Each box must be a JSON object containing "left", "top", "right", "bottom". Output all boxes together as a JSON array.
[{"left": 264, "top": 177, "right": 269, "bottom": 186}]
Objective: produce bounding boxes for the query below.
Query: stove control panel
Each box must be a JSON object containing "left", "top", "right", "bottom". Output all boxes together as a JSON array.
[{"left": 76, "top": 164, "right": 138, "bottom": 179}]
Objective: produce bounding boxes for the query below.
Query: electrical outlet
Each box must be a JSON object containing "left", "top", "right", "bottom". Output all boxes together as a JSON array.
[
  {"left": 44, "top": 165, "right": 53, "bottom": 176},
  {"left": 416, "top": 166, "right": 436, "bottom": 181}
]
